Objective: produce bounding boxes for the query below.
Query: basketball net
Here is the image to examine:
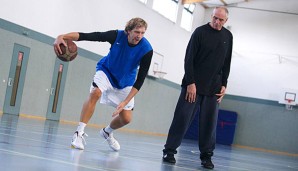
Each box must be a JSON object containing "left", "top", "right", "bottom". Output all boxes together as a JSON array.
[{"left": 285, "top": 99, "right": 293, "bottom": 110}]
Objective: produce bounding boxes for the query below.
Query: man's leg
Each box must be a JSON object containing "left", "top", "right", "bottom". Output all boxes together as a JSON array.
[
  {"left": 199, "top": 95, "right": 219, "bottom": 169},
  {"left": 71, "top": 88, "right": 102, "bottom": 150},
  {"left": 110, "top": 109, "right": 132, "bottom": 129},
  {"left": 80, "top": 88, "right": 102, "bottom": 123},
  {"left": 100, "top": 110, "right": 132, "bottom": 151},
  {"left": 163, "top": 88, "right": 200, "bottom": 163}
]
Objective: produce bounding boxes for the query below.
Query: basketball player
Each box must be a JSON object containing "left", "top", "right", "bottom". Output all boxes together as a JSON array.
[
  {"left": 53, "top": 18, "right": 153, "bottom": 151},
  {"left": 162, "top": 7, "right": 233, "bottom": 169}
]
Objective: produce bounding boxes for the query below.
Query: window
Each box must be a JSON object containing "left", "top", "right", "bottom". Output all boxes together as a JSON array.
[
  {"left": 138, "top": 0, "right": 147, "bottom": 4},
  {"left": 180, "top": 3, "right": 195, "bottom": 31},
  {"left": 153, "top": 0, "right": 179, "bottom": 22}
]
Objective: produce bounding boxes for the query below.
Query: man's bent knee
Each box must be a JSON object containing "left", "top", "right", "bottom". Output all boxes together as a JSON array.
[{"left": 120, "top": 111, "right": 132, "bottom": 125}]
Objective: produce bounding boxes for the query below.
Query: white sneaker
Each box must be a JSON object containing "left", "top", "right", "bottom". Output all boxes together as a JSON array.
[
  {"left": 100, "top": 128, "right": 120, "bottom": 151},
  {"left": 71, "top": 131, "right": 88, "bottom": 150}
]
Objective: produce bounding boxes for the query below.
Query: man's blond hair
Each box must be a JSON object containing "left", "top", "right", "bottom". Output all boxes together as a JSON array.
[{"left": 125, "top": 17, "right": 148, "bottom": 32}]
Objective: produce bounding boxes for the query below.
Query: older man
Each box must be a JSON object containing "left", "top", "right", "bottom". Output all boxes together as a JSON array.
[{"left": 162, "top": 7, "right": 233, "bottom": 170}]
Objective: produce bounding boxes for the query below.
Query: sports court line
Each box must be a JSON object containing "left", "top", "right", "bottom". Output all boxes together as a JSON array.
[
  {"left": 18, "top": 113, "right": 168, "bottom": 137},
  {"left": 0, "top": 147, "right": 199, "bottom": 171},
  {"left": 0, "top": 148, "right": 116, "bottom": 171},
  {"left": 0, "top": 131, "right": 201, "bottom": 171},
  {"left": 2, "top": 113, "right": 297, "bottom": 169},
  {"left": 4, "top": 113, "right": 296, "bottom": 157},
  {"left": 0, "top": 128, "right": 196, "bottom": 171},
  {"left": 3, "top": 128, "right": 291, "bottom": 171},
  {"left": 232, "top": 144, "right": 298, "bottom": 157}
]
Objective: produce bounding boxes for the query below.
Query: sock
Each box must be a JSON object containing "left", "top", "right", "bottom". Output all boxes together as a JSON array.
[
  {"left": 76, "top": 122, "right": 86, "bottom": 132},
  {"left": 104, "top": 125, "right": 114, "bottom": 134}
]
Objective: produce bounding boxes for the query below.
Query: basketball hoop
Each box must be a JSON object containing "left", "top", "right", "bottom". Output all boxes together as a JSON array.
[
  {"left": 279, "top": 91, "right": 297, "bottom": 110},
  {"left": 285, "top": 99, "right": 293, "bottom": 110},
  {"left": 153, "top": 71, "right": 167, "bottom": 79}
]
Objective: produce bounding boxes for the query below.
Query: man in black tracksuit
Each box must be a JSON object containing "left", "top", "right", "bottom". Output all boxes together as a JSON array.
[{"left": 162, "top": 6, "right": 233, "bottom": 170}]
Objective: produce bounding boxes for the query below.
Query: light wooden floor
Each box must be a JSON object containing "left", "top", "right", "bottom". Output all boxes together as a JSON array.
[{"left": 0, "top": 113, "right": 297, "bottom": 171}]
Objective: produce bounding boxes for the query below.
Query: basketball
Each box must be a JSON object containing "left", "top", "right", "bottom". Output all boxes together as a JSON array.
[{"left": 57, "top": 40, "right": 78, "bottom": 62}]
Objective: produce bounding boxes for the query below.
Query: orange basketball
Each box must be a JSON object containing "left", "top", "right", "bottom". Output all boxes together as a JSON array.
[{"left": 57, "top": 40, "right": 78, "bottom": 62}]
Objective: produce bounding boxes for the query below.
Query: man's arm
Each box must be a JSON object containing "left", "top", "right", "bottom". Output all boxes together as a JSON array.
[
  {"left": 216, "top": 33, "right": 233, "bottom": 103},
  {"left": 53, "top": 31, "right": 117, "bottom": 56},
  {"left": 184, "top": 28, "right": 200, "bottom": 86},
  {"left": 78, "top": 30, "right": 117, "bottom": 44},
  {"left": 113, "top": 50, "right": 153, "bottom": 116},
  {"left": 184, "top": 29, "right": 200, "bottom": 103},
  {"left": 221, "top": 35, "right": 233, "bottom": 87},
  {"left": 53, "top": 32, "right": 79, "bottom": 56},
  {"left": 133, "top": 50, "right": 153, "bottom": 90}
]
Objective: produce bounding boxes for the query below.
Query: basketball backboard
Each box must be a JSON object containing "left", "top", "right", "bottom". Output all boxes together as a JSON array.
[
  {"left": 148, "top": 51, "right": 167, "bottom": 79},
  {"left": 278, "top": 88, "right": 297, "bottom": 110}
]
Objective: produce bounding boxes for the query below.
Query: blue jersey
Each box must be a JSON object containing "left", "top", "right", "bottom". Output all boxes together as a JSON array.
[{"left": 96, "top": 30, "right": 152, "bottom": 89}]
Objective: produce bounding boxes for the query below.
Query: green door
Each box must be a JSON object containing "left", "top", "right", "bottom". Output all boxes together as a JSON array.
[
  {"left": 46, "top": 59, "right": 69, "bottom": 121},
  {"left": 3, "top": 44, "right": 30, "bottom": 115}
]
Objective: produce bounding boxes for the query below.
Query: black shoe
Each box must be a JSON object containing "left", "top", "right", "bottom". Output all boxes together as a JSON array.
[
  {"left": 201, "top": 159, "right": 214, "bottom": 169},
  {"left": 163, "top": 153, "right": 176, "bottom": 164}
]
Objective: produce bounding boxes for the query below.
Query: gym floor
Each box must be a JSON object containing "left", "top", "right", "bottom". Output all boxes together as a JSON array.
[{"left": 0, "top": 113, "right": 297, "bottom": 171}]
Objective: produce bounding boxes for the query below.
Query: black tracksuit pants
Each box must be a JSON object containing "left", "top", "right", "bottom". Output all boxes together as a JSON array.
[{"left": 164, "top": 87, "right": 219, "bottom": 156}]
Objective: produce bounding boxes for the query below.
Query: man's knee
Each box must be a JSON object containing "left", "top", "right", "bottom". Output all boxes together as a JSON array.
[{"left": 120, "top": 111, "right": 132, "bottom": 125}]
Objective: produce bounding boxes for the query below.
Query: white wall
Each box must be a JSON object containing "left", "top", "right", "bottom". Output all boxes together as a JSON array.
[
  {"left": 1, "top": 0, "right": 297, "bottom": 102},
  {"left": 0, "top": 0, "right": 202, "bottom": 84}
]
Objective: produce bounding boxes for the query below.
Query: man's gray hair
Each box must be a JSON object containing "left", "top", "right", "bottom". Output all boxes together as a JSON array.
[{"left": 214, "top": 6, "right": 229, "bottom": 18}]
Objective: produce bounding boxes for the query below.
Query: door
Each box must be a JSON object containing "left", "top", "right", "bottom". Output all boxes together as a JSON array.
[
  {"left": 46, "top": 59, "right": 69, "bottom": 121},
  {"left": 3, "top": 44, "right": 30, "bottom": 115}
]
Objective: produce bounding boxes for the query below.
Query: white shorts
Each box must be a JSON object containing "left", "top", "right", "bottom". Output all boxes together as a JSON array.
[{"left": 90, "top": 71, "right": 134, "bottom": 110}]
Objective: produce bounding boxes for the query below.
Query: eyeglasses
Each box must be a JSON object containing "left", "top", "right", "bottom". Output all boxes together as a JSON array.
[{"left": 212, "top": 16, "right": 226, "bottom": 22}]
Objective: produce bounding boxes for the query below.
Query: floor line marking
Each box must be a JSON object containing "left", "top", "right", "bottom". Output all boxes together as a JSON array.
[{"left": 0, "top": 148, "right": 118, "bottom": 171}]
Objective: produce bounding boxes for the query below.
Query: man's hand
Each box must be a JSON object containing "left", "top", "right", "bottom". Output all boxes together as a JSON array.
[
  {"left": 216, "top": 86, "right": 226, "bottom": 103},
  {"left": 186, "top": 83, "right": 196, "bottom": 103},
  {"left": 112, "top": 101, "right": 127, "bottom": 117},
  {"left": 53, "top": 35, "right": 67, "bottom": 56},
  {"left": 53, "top": 32, "right": 79, "bottom": 56}
]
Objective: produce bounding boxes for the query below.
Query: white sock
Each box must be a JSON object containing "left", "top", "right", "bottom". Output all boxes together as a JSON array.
[
  {"left": 104, "top": 125, "right": 114, "bottom": 134},
  {"left": 76, "top": 122, "right": 86, "bottom": 132}
]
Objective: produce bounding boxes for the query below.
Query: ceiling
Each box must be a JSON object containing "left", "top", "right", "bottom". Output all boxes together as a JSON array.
[
  {"left": 194, "top": 0, "right": 248, "bottom": 8},
  {"left": 182, "top": 0, "right": 298, "bottom": 15}
]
